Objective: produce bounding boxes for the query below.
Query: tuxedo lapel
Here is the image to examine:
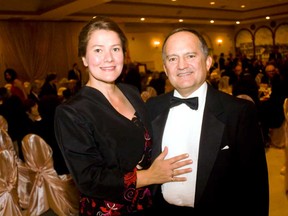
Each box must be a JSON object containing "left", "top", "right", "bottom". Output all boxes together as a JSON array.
[
  {"left": 194, "top": 85, "right": 226, "bottom": 205},
  {"left": 151, "top": 109, "right": 170, "bottom": 160},
  {"left": 150, "top": 92, "right": 171, "bottom": 160}
]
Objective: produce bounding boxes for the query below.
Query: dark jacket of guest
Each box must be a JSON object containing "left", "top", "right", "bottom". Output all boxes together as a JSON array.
[
  {"left": 146, "top": 83, "right": 269, "bottom": 216},
  {"left": 39, "top": 74, "right": 58, "bottom": 98},
  {"left": 260, "top": 72, "right": 286, "bottom": 128}
]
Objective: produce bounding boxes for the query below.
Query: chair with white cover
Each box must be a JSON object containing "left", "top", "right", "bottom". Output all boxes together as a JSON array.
[
  {"left": 236, "top": 94, "right": 255, "bottom": 103},
  {"left": 218, "top": 75, "right": 232, "bottom": 94},
  {"left": 0, "top": 128, "right": 32, "bottom": 210},
  {"left": 21, "top": 133, "right": 79, "bottom": 216},
  {"left": 283, "top": 98, "right": 288, "bottom": 193},
  {"left": 0, "top": 128, "right": 15, "bottom": 152},
  {"left": 0, "top": 149, "right": 22, "bottom": 216},
  {"left": 0, "top": 115, "right": 8, "bottom": 132},
  {"left": 269, "top": 100, "right": 286, "bottom": 148}
]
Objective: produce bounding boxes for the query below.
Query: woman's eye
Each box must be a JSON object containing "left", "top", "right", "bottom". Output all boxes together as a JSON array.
[
  {"left": 94, "top": 49, "right": 102, "bottom": 53},
  {"left": 113, "top": 47, "right": 121, "bottom": 52}
]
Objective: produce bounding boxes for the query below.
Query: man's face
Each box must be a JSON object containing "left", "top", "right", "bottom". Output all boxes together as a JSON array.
[{"left": 163, "top": 31, "right": 212, "bottom": 97}]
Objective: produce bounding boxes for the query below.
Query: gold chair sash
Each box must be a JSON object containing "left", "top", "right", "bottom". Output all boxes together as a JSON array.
[
  {"left": 0, "top": 150, "right": 22, "bottom": 216},
  {"left": 22, "top": 134, "right": 79, "bottom": 216},
  {"left": 0, "top": 128, "right": 32, "bottom": 210}
]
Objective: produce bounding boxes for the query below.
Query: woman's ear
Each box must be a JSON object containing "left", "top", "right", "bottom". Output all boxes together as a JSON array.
[{"left": 82, "top": 57, "right": 88, "bottom": 67}]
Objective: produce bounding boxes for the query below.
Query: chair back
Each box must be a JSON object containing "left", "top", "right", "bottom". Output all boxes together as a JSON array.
[
  {"left": 22, "top": 133, "right": 53, "bottom": 171},
  {"left": 0, "top": 150, "right": 22, "bottom": 216},
  {"left": 284, "top": 98, "right": 288, "bottom": 122},
  {"left": 22, "top": 133, "right": 79, "bottom": 216},
  {"left": 236, "top": 94, "right": 255, "bottom": 103},
  {"left": 218, "top": 76, "right": 232, "bottom": 94},
  {"left": 0, "top": 115, "right": 8, "bottom": 132},
  {"left": 283, "top": 98, "right": 288, "bottom": 192},
  {"left": 0, "top": 128, "right": 31, "bottom": 210},
  {"left": 0, "top": 128, "right": 14, "bottom": 152}
]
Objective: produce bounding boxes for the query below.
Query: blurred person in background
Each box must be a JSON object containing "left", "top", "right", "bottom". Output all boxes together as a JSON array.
[{"left": 4, "top": 68, "right": 28, "bottom": 103}]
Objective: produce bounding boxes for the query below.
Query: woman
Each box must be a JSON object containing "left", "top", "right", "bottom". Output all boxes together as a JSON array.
[
  {"left": 4, "top": 68, "right": 28, "bottom": 103},
  {"left": 54, "top": 16, "right": 192, "bottom": 215}
]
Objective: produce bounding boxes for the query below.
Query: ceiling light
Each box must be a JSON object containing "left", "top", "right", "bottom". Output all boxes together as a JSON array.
[
  {"left": 210, "top": 2, "right": 215, "bottom": 5},
  {"left": 140, "top": 18, "right": 145, "bottom": 21},
  {"left": 236, "top": 21, "right": 240, "bottom": 24},
  {"left": 179, "top": 19, "right": 183, "bottom": 22},
  {"left": 210, "top": 20, "right": 214, "bottom": 23},
  {"left": 241, "top": 5, "right": 245, "bottom": 8},
  {"left": 266, "top": 16, "right": 270, "bottom": 20}
]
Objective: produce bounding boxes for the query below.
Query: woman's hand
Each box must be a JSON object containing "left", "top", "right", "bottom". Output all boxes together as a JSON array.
[{"left": 136, "top": 146, "right": 192, "bottom": 188}]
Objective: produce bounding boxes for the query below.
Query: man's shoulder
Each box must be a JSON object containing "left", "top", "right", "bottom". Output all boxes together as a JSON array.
[
  {"left": 146, "top": 92, "right": 172, "bottom": 120},
  {"left": 147, "top": 92, "right": 171, "bottom": 105}
]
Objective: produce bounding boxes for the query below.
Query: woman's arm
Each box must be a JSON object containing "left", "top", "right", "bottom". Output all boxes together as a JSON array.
[{"left": 136, "top": 146, "right": 192, "bottom": 188}]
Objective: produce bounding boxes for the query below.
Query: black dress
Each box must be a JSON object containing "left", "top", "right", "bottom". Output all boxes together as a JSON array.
[{"left": 54, "top": 84, "right": 153, "bottom": 215}]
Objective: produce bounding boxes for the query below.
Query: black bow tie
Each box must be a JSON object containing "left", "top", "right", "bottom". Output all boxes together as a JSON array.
[{"left": 170, "top": 96, "right": 199, "bottom": 110}]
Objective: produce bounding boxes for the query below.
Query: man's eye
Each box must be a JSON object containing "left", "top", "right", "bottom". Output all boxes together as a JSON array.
[
  {"left": 168, "top": 57, "right": 177, "bottom": 62},
  {"left": 94, "top": 49, "right": 101, "bottom": 53},
  {"left": 187, "top": 54, "right": 195, "bottom": 59}
]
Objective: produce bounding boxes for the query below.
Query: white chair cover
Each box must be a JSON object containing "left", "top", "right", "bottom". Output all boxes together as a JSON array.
[
  {"left": 283, "top": 98, "right": 288, "bottom": 192},
  {"left": 0, "top": 150, "right": 22, "bottom": 216},
  {"left": 218, "top": 76, "right": 232, "bottom": 94},
  {"left": 236, "top": 94, "right": 255, "bottom": 103},
  {"left": 270, "top": 119, "right": 286, "bottom": 149},
  {"left": 21, "top": 133, "right": 79, "bottom": 216},
  {"left": 0, "top": 115, "right": 8, "bottom": 132},
  {"left": 0, "top": 128, "right": 14, "bottom": 152},
  {"left": 0, "top": 128, "right": 32, "bottom": 210}
]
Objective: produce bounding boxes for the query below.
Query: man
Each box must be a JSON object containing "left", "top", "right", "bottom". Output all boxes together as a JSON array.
[{"left": 146, "top": 27, "right": 269, "bottom": 215}]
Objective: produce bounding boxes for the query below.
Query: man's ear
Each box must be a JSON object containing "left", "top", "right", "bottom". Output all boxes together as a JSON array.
[{"left": 206, "top": 56, "right": 213, "bottom": 72}]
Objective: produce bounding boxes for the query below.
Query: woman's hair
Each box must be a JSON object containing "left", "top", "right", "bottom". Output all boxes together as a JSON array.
[
  {"left": 162, "top": 27, "right": 210, "bottom": 62},
  {"left": 78, "top": 16, "right": 128, "bottom": 58},
  {"left": 4, "top": 68, "right": 17, "bottom": 82}
]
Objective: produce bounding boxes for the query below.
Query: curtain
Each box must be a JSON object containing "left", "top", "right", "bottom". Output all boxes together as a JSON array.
[{"left": 0, "top": 21, "right": 85, "bottom": 86}]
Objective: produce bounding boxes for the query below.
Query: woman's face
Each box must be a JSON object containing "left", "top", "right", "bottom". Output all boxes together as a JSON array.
[
  {"left": 82, "top": 29, "right": 124, "bottom": 86},
  {"left": 4, "top": 73, "right": 12, "bottom": 82}
]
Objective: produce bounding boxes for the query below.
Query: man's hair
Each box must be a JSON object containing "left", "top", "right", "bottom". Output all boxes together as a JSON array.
[{"left": 162, "top": 27, "right": 209, "bottom": 62}]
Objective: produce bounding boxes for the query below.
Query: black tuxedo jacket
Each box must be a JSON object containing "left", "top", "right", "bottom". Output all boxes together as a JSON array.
[{"left": 146, "top": 83, "right": 269, "bottom": 216}]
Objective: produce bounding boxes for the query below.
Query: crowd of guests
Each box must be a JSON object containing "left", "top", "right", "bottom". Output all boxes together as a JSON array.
[
  {"left": 207, "top": 52, "right": 288, "bottom": 148},
  {"left": 0, "top": 67, "right": 81, "bottom": 175}
]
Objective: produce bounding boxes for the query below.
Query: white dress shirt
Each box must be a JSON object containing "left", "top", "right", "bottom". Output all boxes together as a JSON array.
[{"left": 161, "top": 82, "right": 207, "bottom": 207}]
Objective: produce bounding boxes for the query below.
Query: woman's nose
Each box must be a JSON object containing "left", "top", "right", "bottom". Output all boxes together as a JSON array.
[{"left": 104, "top": 51, "right": 113, "bottom": 63}]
